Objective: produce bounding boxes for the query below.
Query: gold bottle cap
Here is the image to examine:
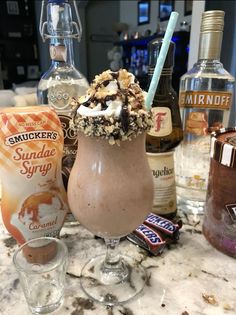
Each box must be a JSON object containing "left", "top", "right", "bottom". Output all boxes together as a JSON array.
[
  {"left": 199, "top": 10, "right": 225, "bottom": 60},
  {"left": 201, "top": 10, "right": 225, "bottom": 33}
]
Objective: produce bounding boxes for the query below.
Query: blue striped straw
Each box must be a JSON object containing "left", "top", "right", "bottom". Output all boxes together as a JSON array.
[{"left": 145, "top": 12, "right": 179, "bottom": 110}]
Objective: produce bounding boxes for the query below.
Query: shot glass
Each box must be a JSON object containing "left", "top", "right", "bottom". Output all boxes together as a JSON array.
[{"left": 13, "top": 237, "right": 68, "bottom": 314}]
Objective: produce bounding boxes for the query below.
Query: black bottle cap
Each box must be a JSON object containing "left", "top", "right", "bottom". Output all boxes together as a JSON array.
[{"left": 148, "top": 38, "right": 175, "bottom": 69}]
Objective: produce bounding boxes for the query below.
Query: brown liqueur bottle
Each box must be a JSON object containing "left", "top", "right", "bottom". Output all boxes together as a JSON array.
[
  {"left": 146, "top": 39, "right": 183, "bottom": 219},
  {"left": 146, "top": 40, "right": 183, "bottom": 152}
]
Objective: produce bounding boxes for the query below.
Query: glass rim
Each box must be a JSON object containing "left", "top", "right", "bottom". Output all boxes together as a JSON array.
[{"left": 13, "top": 236, "right": 68, "bottom": 274}]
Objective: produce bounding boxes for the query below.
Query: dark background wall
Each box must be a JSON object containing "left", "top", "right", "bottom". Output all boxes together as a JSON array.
[
  {"left": 206, "top": 0, "right": 236, "bottom": 126},
  {"left": 85, "top": 0, "right": 119, "bottom": 82},
  {"left": 205, "top": 0, "right": 236, "bottom": 74}
]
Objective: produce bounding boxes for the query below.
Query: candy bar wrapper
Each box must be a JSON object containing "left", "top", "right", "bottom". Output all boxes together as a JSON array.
[
  {"left": 127, "top": 214, "right": 182, "bottom": 255},
  {"left": 144, "top": 213, "right": 182, "bottom": 241},
  {"left": 127, "top": 223, "right": 166, "bottom": 256}
]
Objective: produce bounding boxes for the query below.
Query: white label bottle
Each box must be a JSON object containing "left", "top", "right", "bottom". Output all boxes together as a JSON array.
[{"left": 37, "top": 0, "right": 89, "bottom": 225}]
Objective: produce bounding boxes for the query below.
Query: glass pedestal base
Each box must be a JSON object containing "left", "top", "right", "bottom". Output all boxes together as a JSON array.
[{"left": 80, "top": 254, "right": 147, "bottom": 306}]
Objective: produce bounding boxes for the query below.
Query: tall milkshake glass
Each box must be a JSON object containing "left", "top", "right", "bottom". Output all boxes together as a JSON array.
[{"left": 67, "top": 69, "right": 153, "bottom": 305}]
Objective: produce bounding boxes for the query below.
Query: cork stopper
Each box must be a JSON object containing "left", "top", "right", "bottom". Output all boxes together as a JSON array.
[{"left": 199, "top": 10, "right": 225, "bottom": 60}]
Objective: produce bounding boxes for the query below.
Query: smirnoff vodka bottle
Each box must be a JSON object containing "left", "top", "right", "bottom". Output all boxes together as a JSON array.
[{"left": 175, "top": 11, "right": 235, "bottom": 214}]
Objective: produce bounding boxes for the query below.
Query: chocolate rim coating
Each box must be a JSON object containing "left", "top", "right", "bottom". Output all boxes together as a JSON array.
[{"left": 71, "top": 111, "right": 152, "bottom": 144}]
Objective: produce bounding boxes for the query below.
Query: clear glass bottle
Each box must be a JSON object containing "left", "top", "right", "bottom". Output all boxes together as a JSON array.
[
  {"left": 146, "top": 39, "right": 183, "bottom": 219},
  {"left": 37, "top": 0, "right": 89, "bottom": 224},
  {"left": 175, "top": 11, "right": 235, "bottom": 214}
]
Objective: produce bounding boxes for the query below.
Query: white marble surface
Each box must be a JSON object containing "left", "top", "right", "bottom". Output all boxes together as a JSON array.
[{"left": 0, "top": 212, "right": 236, "bottom": 315}]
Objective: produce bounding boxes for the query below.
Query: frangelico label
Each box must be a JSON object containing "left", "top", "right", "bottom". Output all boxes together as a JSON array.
[
  {"left": 179, "top": 91, "right": 232, "bottom": 110},
  {"left": 148, "top": 107, "right": 173, "bottom": 137},
  {"left": 147, "top": 152, "right": 176, "bottom": 215}
]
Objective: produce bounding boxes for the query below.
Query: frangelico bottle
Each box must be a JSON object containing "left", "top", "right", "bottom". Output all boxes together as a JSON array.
[
  {"left": 146, "top": 39, "right": 183, "bottom": 219},
  {"left": 146, "top": 40, "right": 183, "bottom": 153}
]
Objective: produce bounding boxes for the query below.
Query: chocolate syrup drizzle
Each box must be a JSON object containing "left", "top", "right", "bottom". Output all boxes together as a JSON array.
[
  {"left": 73, "top": 71, "right": 137, "bottom": 132},
  {"left": 119, "top": 96, "right": 129, "bottom": 132}
]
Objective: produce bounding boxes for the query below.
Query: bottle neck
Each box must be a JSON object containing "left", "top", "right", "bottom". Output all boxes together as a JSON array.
[
  {"left": 49, "top": 37, "right": 75, "bottom": 67},
  {"left": 198, "top": 31, "right": 222, "bottom": 60},
  {"left": 148, "top": 68, "right": 173, "bottom": 92}
]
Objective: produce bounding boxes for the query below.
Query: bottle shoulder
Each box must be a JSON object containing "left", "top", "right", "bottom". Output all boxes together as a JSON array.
[
  {"left": 153, "top": 89, "right": 178, "bottom": 106},
  {"left": 181, "top": 60, "right": 235, "bottom": 81},
  {"left": 38, "top": 66, "right": 89, "bottom": 91},
  {"left": 39, "top": 65, "right": 87, "bottom": 80}
]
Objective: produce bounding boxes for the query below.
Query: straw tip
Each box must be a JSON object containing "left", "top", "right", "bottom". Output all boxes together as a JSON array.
[{"left": 171, "top": 11, "right": 179, "bottom": 19}]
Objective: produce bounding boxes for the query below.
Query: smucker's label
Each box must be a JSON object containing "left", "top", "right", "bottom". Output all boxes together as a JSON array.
[{"left": 0, "top": 106, "right": 68, "bottom": 244}]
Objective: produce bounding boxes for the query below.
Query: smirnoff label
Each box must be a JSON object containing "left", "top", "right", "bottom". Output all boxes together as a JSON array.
[
  {"left": 179, "top": 91, "right": 232, "bottom": 110},
  {"left": 148, "top": 107, "right": 173, "bottom": 137}
]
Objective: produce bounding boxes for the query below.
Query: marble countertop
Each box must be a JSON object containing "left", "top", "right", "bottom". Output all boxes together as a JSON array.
[{"left": 0, "top": 212, "right": 236, "bottom": 315}]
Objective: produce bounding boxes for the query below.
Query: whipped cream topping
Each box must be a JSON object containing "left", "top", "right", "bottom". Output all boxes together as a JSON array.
[
  {"left": 77, "top": 79, "right": 126, "bottom": 117},
  {"left": 78, "top": 100, "right": 122, "bottom": 117},
  {"left": 76, "top": 69, "right": 145, "bottom": 118}
]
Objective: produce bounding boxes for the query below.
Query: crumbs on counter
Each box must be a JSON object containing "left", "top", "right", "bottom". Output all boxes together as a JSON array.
[
  {"left": 72, "top": 297, "right": 96, "bottom": 313},
  {"left": 202, "top": 293, "right": 219, "bottom": 306},
  {"left": 223, "top": 303, "right": 234, "bottom": 311},
  {"left": 3, "top": 237, "right": 17, "bottom": 248}
]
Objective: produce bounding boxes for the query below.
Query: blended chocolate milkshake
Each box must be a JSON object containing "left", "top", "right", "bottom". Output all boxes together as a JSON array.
[{"left": 68, "top": 69, "right": 153, "bottom": 238}]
